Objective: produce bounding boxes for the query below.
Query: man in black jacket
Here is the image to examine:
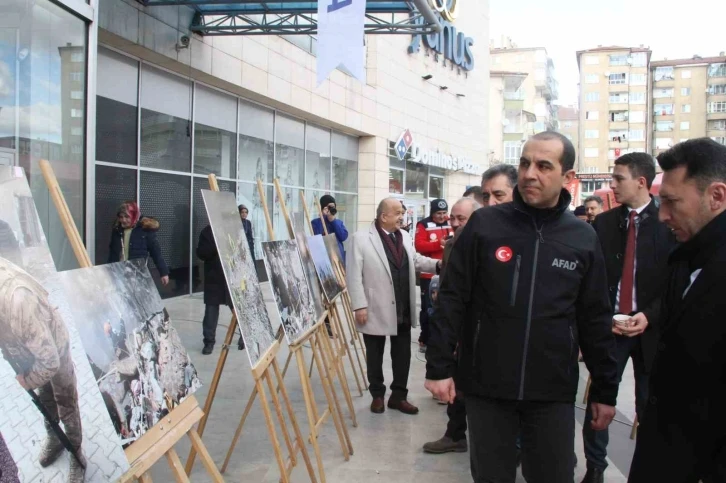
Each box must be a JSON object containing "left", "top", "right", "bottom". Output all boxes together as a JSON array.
[
  {"left": 629, "top": 138, "right": 726, "bottom": 482},
  {"left": 426, "top": 131, "right": 619, "bottom": 482},
  {"left": 580, "top": 153, "right": 676, "bottom": 483}
]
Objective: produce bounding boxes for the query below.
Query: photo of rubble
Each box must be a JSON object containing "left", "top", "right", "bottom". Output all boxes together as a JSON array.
[
  {"left": 0, "top": 166, "right": 129, "bottom": 482},
  {"left": 201, "top": 190, "right": 277, "bottom": 367},
  {"left": 262, "top": 240, "right": 319, "bottom": 344},
  {"left": 294, "top": 232, "right": 325, "bottom": 321},
  {"left": 307, "top": 235, "right": 343, "bottom": 303},
  {"left": 324, "top": 233, "right": 348, "bottom": 289},
  {"left": 57, "top": 259, "right": 202, "bottom": 446}
]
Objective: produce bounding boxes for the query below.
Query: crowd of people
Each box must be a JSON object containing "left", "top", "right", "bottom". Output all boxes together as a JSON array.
[{"left": 347, "top": 134, "right": 726, "bottom": 483}]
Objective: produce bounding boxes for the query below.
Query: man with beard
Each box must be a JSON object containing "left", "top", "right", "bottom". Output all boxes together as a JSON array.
[{"left": 0, "top": 258, "right": 86, "bottom": 482}]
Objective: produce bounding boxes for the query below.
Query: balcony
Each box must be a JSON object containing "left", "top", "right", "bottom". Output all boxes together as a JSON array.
[
  {"left": 708, "top": 111, "right": 726, "bottom": 120},
  {"left": 609, "top": 140, "right": 629, "bottom": 149}
]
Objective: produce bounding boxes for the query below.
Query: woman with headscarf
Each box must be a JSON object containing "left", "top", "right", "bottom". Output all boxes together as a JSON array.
[{"left": 108, "top": 201, "right": 169, "bottom": 286}]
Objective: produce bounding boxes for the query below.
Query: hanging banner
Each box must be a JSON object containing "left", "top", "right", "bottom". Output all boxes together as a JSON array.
[
  {"left": 565, "top": 177, "right": 580, "bottom": 210},
  {"left": 316, "top": 0, "right": 366, "bottom": 86}
]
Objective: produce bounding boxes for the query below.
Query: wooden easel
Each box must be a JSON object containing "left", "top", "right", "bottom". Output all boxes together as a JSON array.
[
  {"left": 186, "top": 174, "right": 316, "bottom": 483},
  {"left": 304, "top": 194, "right": 367, "bottom": 384},
  {"left": 583, "top": 374, "right": 638, "bottom": 439},
  {"left": 217, "top": 178, "right": 354, "bottom": 482},
  {"left": 39, "top": 159, "right": 224, "bottom": 483}
]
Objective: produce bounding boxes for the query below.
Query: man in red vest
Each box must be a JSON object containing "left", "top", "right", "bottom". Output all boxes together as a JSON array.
[{"left": 414, "top": 199, "right": 452, "bottom": 352}]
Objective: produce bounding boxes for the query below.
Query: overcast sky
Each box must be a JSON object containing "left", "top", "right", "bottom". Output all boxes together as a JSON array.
[{"left": 489, "top": 0, "right": 726, "bottom": 106}]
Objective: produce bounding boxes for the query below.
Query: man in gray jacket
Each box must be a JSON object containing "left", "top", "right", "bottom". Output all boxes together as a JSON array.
[{"left": 347, "top": 198, "right": 440, "bottom": 415}]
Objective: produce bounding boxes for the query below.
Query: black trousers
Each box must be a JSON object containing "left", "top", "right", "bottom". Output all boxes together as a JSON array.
[
  {"left": 583, "top": 334, "right": 649, "bottom": 470},
  {"left": 202, "top": 304, "right": 220, "bottom": 344},
  {"left": 445, "top": 395, "right": 468, "bottom": 442},
  {"left": 418, "top": 277, "right": 431, "bottom": 345},
  {"left": 362, "top": 323, "right": 411, "bottom": 401},
  {"left": 466, "top": 395, "right": 575, "bottom": 483}
]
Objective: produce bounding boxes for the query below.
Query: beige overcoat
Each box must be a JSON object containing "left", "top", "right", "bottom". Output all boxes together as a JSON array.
[{"left": 346, "top": 223, "right": 438, "bottom": 336}]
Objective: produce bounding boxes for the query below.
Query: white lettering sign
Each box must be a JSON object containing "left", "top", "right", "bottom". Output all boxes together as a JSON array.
[{"left": 409, "top": 143, "right": 482, "bottom": 176}]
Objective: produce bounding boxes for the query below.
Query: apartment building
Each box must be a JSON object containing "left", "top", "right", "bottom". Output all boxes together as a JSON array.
[
  {"left": 491, "top": 38, "right": 559, "bottom": 144},
  {"left": 558, "top": 105, "right": 579, "bottom": 158},
  {"left": 489, "top": 71, "right": 532, "bottom": 165},
  {"left": 576, "top": 46, "right": 652, "bottom": 175},
  {"left": 651, "top": 53, "right": 726, "bottom": 156}
]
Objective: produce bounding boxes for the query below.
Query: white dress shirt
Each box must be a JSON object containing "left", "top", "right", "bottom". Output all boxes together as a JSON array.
[
  {"left": 614, "top": 200, "right": 652, "bottom": 314},
  {"left": 683, "top": 269, "right": 702, "bottom": 298}
]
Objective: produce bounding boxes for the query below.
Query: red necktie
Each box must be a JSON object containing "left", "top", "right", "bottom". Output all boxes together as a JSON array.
[{"left": 619, "top": 211, "right": 638, "bottom": 314}]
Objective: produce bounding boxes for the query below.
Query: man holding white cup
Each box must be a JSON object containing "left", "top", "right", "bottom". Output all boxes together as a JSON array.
[{"left": 580, "top": 153, "right": 676, "bottom": 483}]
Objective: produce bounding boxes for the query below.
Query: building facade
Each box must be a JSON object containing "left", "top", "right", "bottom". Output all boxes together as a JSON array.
[
  {"left": 650, "top": 54, "right": 726, "bottom": 156},
  {"left": 489, "top": 71, "right": 530, "bottom": 166},
  {"left": 0, "top": 0, "right": 489, "bottom": 298},
  {"left": 558, "top": 105, "right": 579, "bottom": 161}
]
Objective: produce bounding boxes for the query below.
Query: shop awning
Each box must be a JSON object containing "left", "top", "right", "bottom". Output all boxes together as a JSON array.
[{"left": 136, "top": 0, "right": 441, "bottom": 36}]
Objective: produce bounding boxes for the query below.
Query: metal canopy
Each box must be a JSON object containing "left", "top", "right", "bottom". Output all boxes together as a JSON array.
[{"left": 137, "top": 0, "right": 440, "bottom": 36}]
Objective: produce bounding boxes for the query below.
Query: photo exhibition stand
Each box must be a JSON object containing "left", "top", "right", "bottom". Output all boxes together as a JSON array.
[
  {"left": 186, "top": 174, "right": 316, "bottom": 483},
  {"left": 38, "top": 160, "right": 224, "bottom": 483},
  {"left": 306, "top": 195, "right": 368, "bottom": 393}
]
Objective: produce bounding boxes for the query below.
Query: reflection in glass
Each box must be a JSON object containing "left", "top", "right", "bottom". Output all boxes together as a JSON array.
[
  {"left": 275, "top": 115, "right": 305, "bottom": 187},
  {"left": 405, "top": 162, "right": 427, "bottom": 199},
  {"left": 305, "top": 124, "right": 331, "bottom": 191},
  {"left": 332, "top": 132, "right": 358, "bottom": 192},
  {"left": 140, "top": 65, "right": 192, "bottom": 172},
  {"left": 389, "top": 168, "right": 404, "bottom": 194},
  {"left": 429, "top": 176, "right": 443, "bottom": 199},
  {"left": 273, "top": 185, "right": 301, "bottom": 240},
  {"left": 94, "top": 165, "right": 136, "bottom": 265},
  {"left": 139, "top": 171, "right": 191, "bottom": 298},
  {"left": 239, "top": 101, "right": 273, "bottom": 182},
  {"left": 237, "top": 181, "right": 274, "bottom": 261},
  {"left": 330, "top": 193, "right": 357, "bottom": 238},
  {"left": 0, "top": 0, "right": 87, "bottom": 270},
  {"left": 192, "top": 177, "right": 235, "bottom": 293}
]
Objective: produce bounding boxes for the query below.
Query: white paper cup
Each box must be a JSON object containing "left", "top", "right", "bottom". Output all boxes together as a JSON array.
[{"left": 613, "top": 314, "right": 631, "bottom": 328}]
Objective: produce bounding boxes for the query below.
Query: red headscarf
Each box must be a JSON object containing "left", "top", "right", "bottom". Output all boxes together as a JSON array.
[{"left": 117, "top": 201, "right": 140, "bottom": 227}]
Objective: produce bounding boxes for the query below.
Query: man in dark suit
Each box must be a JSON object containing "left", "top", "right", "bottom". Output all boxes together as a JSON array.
[
  {"left": 629, "top": 138, "right": 726, "bottom": 482},
  {"left": 581, "top": 153, "right": 676, "bottom": 483}
]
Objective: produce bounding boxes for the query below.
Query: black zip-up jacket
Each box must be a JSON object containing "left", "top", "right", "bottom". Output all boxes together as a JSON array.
[{"left": 426, "top": 187, "right": 619, "bottom": 406}]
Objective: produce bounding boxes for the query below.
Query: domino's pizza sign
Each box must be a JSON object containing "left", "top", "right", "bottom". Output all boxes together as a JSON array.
[{"left": 394, "top": 129, "right": 482, "bottom": 176}]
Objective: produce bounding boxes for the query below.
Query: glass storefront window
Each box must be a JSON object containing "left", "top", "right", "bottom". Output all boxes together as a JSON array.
[
  {"left": 0, "top": 0, "right": 87, "bottom": 271},
  {"left": 275, "top": 114, "right": 305, "bottom": 187},
  {"left": 389, "top": 169, "right": 404, "bottom": 194},
  {"left": 194, "top": 85, "right": 237, "bottom": 178},
  {"left": 405, "top": 162, "right": 427, "bottom": 199},
  {"left": 330, "top": 193, "right": 357, "bottom": 236},
  {"left": 273, "top": 185, "right": 302, "bottom": 240},
  {"left": 239, "top": 100, "right": 274, "bottom": 183},
  {"left": 94, "top": 165, "right": 137, "bottom": 265},
  {"left": 97, "top": 48, "right": 138, "bottom": 165},
  {"left": 305, "top": 124, "right": 331, "bottom": 191},
  {"left": 429, "top": 176, "right": 444, "bottom": 199},
  {"left": 332, "top": 132, "right": 358, "bottom": 193},
  {"left": 140, "top": 65, "right": 192, "bottom": 172}
]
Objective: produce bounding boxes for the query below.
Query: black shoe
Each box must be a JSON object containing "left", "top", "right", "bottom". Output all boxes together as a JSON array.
[
  {"left": 580, "top": 467, "right": 604, "bottom": 483},
  {"left": 202, "top": 343, "right": 214, "bottom": 355},
  {"left": 238, "top": 339, "right": 245, "bottom": 350}
]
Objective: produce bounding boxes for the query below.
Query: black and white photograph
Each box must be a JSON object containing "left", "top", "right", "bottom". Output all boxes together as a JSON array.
[
  {"left": 57, "top": 259, "right": 202, "bottom": 446},
  {"left": 0, "top": 166, "right": 129, "bottom": 482},
  {"left": 307, "top": 235, "right": 343, "bottom": 303},
  {"left": 201, "top": 190, "right": 277, "bottom": 367},
  {"left": 262, "top": 240, "right": 320, "bottom": 344},
  {"left": 294, "top": 232, "right": 326, "bottom": 321},
  {"left": 324, "top": 233, "right": 348, "bottom": 289}
]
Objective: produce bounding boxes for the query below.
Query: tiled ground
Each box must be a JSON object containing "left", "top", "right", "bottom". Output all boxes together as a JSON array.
[{"left": 147, "top": 285, "right": 636, "bottom": 482}]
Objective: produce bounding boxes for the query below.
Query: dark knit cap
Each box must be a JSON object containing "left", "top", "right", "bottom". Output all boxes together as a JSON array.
[
  {"left": 320, "top": 195, "right": 336, "bottom": 207},
  {"left": 430, "top": 198, "right": 448, "bottom": 214}
]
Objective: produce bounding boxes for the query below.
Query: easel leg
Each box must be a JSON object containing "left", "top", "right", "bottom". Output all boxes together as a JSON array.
[
  {"left": 221, "top": 385, "right": 259, "bottom": 473},
  {"left": 328, "top": 306, "right": 359, "bottom": 426},
  {"left": 583, "top": 375, "right": 592, "bottom": 404},
  {"left": 337, "top": 298, "right": 368, "bottom": 390},
  {"left": 165, "top": 448, "right": 191, "bottom": 483},
  {"left": 295, "top": 348, "right": 326, "bottom": 482},
  {"left": 257, "top": 378, "right": 290, "bottom": 483},
  {"left": 630, "top": 414, "right": 638, "bottom": 440},
  {"left": 315, "top": 330, "right": 354, "bottom": 456},
  {"left": 264, "top": 370, "right": 296, "bottom": 468},
  {"left": 188, "top": 429, "right": 224, "bottom": 483},
  {"left": 186, "top": 317, "right": 238, "bottom": 474},
  {"left": 139, "top": 473, "right": 153, "bottom": 483},
  {"left": 343, "top": 293, "right": 367, "bottom": 362},
  {"left": 273, "top": 359, "right": 317, "bottom": 483}
]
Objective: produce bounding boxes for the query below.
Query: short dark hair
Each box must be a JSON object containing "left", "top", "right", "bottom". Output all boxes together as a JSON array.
[
  {"left": 528, "top": 131, "right": 576, "bottom": 172},
  {"left": 482, "top": 164, "right": 517, "bottom": 188},
  {"left": 584, "top": 195, "right": 603, "bottom": 206},
  {"left": 463, "top": 185, "right": 482, "bottom": 197},
  {"left": 657, "top": 138, "right": 726, "bottom": 191},
  {"left": 614, "top": 152, "right": 657, "bottom": 188}
]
